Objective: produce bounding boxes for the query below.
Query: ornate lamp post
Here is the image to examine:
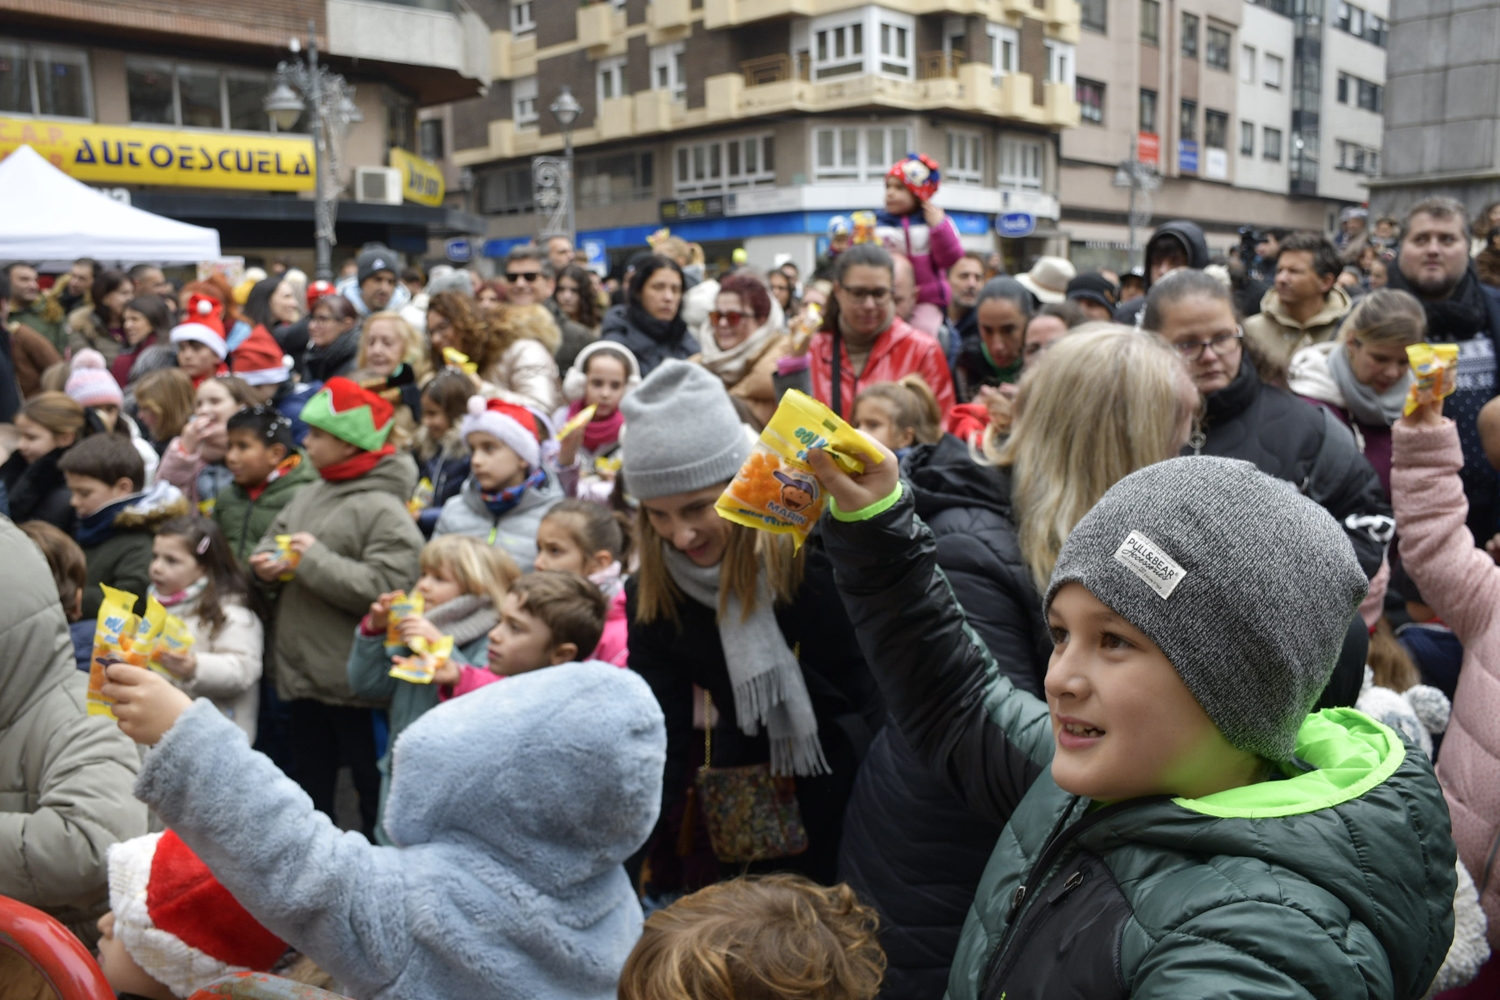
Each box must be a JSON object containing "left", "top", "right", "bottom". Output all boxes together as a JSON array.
[
  {"left": 534, "top": 86, "right": 582, "bottom": 243},
  {"left": 265, "top": 20, "right": 363, "bottom": 281}
]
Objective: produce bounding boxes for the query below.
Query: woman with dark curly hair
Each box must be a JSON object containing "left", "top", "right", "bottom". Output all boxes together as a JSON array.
[
  {"left": 555, "top": 264, "right": 603, "bottom": 333},
  {"left": 428, "top": 290, "right": 560, "bottom": 413},
  {"left": 426, "top": 290, "right": 503, "bottom": 377}
]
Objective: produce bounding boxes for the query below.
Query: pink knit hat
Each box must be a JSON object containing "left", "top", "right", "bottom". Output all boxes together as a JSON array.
[{"left": 65, "top": 349, "right": 124, "bottom": 407}]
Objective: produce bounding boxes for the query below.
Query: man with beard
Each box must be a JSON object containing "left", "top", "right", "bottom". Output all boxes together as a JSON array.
[{"left": 1386, "top": 197, "right": 1500, "bottom": 539}]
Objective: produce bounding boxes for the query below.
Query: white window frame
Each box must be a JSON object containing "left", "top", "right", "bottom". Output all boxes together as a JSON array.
[
  {"left": 1239, "top": 120, "right": 1255, "bottom": 156},
  {"left": 2, "top": 40, "right": 93, "bottom": 121},
  {"left": 877, "top": 14, "right": 914, "bottom": 78},
  {"left": 1076, "top": 78, "right": 1105, "bottom": 124},
  {"left": 511, "top": 1, "right": 536, "bottom": 35},
  {"left": 804, "top": 8, "right": 916, "bottom": 81},
  {"left": 650, "top": 42, "right": 686, "bottom": 102},
  {"left": 125, "top": 55, "right": 282, "bottom": 132},
  {"left": 674, "top": 133, "right": 776, "bottom": 195},
  {"left": 1262, "top": 126, "right": 1282, "bottom": 161},
  {"left": 987, "top": 24, "right": 1019, "bottom": 81},
  {"left": 1240, "top": 45, "right": 1255, "bottom": 84},
  {"left": 513, "top": 75, "right": 538, "bottom": 128},
  {"left": 811, "top": 122, "right": 912, "bottom": 181},
  {"left": 997, "top": 136, "right": 1043, "bottom": 192},
  {"left": 946, "top": 129, "right": 985, "bottom": 185},
  {"left": 597, "top": 56, "right": 626, "bottom": 109},
  {"left": 1264, "top": 54, "right": 1283, "bottom": 89},
  {"left": 1044, "top": 41, "right": 1075, "bottom": 87}
]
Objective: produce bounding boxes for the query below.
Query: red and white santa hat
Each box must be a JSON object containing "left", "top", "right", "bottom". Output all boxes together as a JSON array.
[
  {"left": 169, "top": 294, "right": 229, "bottom": 360},
  {"left": 108, "top": 831, "right": 287, "bottom": 998},
  {"left": 460, "top": 395, "right": 546, "bottom": 469},
  {"left": 230, "top": 325, "right": 292, "bottom": 386}
]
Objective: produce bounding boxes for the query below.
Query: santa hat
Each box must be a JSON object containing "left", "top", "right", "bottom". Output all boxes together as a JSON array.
[
  {"left": 886, "top": 152, "right": 942, "bottom": 204},
  {"left": 108, "top": 831, "right": 286, "bottom": 998},
  {"left": 306, "top": 278, "right": 336, "bottom": 310},
  {"left": 230, "top": 325, "right": 292, "bottom": 386},
  {"left": 65, "top": 349, "right": 124, "bottom": 407},
  {"left": 169, "top": 294, "right": 228, "bottom": 360},
  {"left": 299, "top": 376, "right": 395, "bottom": 452},
  {"left": 461, "top": 396, "right": 545, "bottom": 469}
]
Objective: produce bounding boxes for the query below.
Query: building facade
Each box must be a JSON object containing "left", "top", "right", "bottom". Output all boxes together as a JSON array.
[
  {"left": 448, "top": 0, "right": 1083, "bottom": 276},
  {"left": 0, "top": 0, "right": 487, "bottom": 269}
]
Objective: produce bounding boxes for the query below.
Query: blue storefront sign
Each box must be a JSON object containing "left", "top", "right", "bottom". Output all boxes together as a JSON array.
[
  {"left": 1178, "top": 140, "right": 1199, "bottom": 173},
  {"left": 445, "top": 237, "right": 473, "bottom": 263},
  {"left": 995, "top": 212, "right": 1036, "bottom": 238}
]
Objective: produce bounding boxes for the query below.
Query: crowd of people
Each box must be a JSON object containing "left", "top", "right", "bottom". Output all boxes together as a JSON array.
[{"left": 0, "top": 150, "right": 1498, "bottom": 1000}]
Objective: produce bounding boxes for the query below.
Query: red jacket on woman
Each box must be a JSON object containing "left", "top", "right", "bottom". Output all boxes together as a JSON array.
[{"left": 808, "top": 316, "right": 956, "bottom": 420}]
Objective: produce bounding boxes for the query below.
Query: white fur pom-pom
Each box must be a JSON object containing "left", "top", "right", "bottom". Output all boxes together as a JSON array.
[
  {"left": 1404, "top": 685, "right": 1452, "bottom": 735},
  {"left": 72, "top": 348, "right": 107, "bottom": 371},
  {"left": 196, "top": 298, "right": 213, "bottom": 316},
  {"left": 467, "top": 395, "right": 487, "bottom": 417}
]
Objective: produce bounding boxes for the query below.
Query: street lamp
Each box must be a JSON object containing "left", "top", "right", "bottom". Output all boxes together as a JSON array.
[
  {"left": 265, "top": 19, "right": 362, "bottom": 281},
  {"left": 550, "top": 86, "right": 581, "bottom": 241}
]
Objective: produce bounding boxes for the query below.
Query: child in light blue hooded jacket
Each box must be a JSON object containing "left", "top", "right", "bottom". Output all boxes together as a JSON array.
[{"left": 105, "top": 659, "right": 666, "bottom": 1000}]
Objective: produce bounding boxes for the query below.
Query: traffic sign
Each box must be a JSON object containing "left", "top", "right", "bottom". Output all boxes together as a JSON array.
[{"left": 996, "top": 212, "right": 1036, "bottom": 238}]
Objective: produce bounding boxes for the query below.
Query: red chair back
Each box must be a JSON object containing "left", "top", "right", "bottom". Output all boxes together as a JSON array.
[{"left": 0, "top": 895, "right": 114, "bottom": 1000}]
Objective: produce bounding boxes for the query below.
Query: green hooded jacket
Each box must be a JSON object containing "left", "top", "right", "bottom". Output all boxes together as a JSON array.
[
  {"left": 824, "top": 486, "right": 1457, "bottom": 1000},
  {"left": 212, "top": 452, "right": 320, "bottom": 564}
]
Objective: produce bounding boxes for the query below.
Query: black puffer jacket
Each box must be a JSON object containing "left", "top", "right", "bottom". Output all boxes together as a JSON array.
[
  {"left": 1191, "top": 356, "right": 1392, "bottom": 577},
  {"left": 838, "top": 436, "right": 1050, "bottom": 999},
  {"left": 0, "top": 447, "right": 75, "bottom": 534},
  {"left": 600, "top": 303, "right": 697, "bottom": 378}
]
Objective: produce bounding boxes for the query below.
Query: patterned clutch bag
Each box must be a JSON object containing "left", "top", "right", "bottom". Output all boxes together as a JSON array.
[{"left": 694, "top": 690, "right": 809, "bottom": 864}]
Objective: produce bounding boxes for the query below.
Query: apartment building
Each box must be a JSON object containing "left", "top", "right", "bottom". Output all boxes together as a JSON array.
[
  {"left": 1060, "top": 0, "right": 1385, "bottom": 271},
  {"left": 0, "top": 0, "right": 487, "bottom": 266},
  {"left": 448, "top": 0, "right": 1083, "bottom": 275}
]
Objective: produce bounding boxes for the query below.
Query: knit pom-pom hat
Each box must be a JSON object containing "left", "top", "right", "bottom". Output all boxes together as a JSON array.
[
  {"left": 299, "top": 376, "right": 395, "bottom": 452},
  {"left": 886, "top": 152, "right": 942, "bottom": 203},
  {"left": 169, "top": 294, "right": 228, "bottom": 360},
  {"left": 461, "top": 396, "right": 546, "bottom": 469},
  {"left": 65, "top": 349, "right": 124, "bottom": 407},
  {"left": 108, "top": 831, "right": 286, "bottom": 998}
]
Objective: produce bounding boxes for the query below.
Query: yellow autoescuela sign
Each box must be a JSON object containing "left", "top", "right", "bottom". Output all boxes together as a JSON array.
[
  {"left": 0, "top": 118, "right": 314, "bottom": 192},
  {"left": 389, "top": 147, "right": 444, "bottom": 207}
]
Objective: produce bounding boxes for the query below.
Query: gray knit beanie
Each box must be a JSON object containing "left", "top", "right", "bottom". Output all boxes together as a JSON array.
[
  {"left": 620, "top": 359, "right": 753, "bottom": 500},
  {"left": 1045, "top": 456, "right": 1367, "bottom": 762}
]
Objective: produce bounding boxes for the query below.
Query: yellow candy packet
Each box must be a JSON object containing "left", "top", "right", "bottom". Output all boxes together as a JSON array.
[
  {"left": 150, "top": 614, "right": 197, "bottom": 677},
  {"left": 851, "top": 210, "right": 878, "bottom": 245},
  {"left": 386, "top": 591, "right": 425, "bottom": 651},
  {"left": 408, "top": 476, "right": 435, "bottom": 515},
  {"left": 88, "top": 585, "right": 138, "bottom": 718},
  {"left": 715, "top": 389, "right": 881, "bottom": 548},
  {"left": 442, "top": 346, "right": 479, "bottom": 375},
  {"left": 274, "top": 534, "right": 301, "bottom": 581},
  {"left": 1404, "top": 343, "right": 1460, "bottom": 416},
  {"left": 389, "top": 635, "right": 454, "bottom": 684},
  {"left": 131, "top": 597, "right": 167, "bottom": 667},
  {"left": 558, "top": 403, "right": 598, "bottom": 442}
]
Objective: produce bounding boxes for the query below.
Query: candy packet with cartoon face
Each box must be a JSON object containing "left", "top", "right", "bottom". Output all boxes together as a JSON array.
[
  {"left": 715, "top": 389, "right": 881, "bottom": 548},
  {"left": 88, "top": 585, "right": 138, "bottom": 718},
  {"left": 389, "top": 635, "right": 454, "bottom": 684},
  {"left": 386, "top": 591, "right": 425, "bottom": 652},
  {"left": 274, "top": 534, "right": 301, "bottom": 581},
  {"left": 1404, "top": 343, "right": 1460, "bottom": 416}
]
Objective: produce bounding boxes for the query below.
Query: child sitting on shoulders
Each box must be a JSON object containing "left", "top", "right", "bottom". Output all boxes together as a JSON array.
[
  {"left": 619, "top": 874, "right": 886, "bottom": 1000},
  {"left": 410, "top": 371, "right": 474, "bottom": 539},
  {"left": 350, "top": 534, "right": 520, "bottom": 844},
  {"left": 534, "top": 499, "right": 632, "bottom": 665},
  {"left": 852, "top": 375, "right": 943, "bottom": 459},
  {"left": 441, "top": 570, "right": 607, "bottom": 700},
  {"left": 150, "top": 516, "right": 263, "bottom": 744},
  {"left": 17, "top": 520, "right": 92, "bottom": 672},
  {"left": 433, "top": 396, "right": 562, "bottom": 567},
  {"left": 875, "top": 154, "right": 962, "bottom": 337},
  {"left": 555, "top": 343, "right": 640, "bottom": 505},
  {"left": 214, "top": 405, "right": 319, "bottom": 565}
]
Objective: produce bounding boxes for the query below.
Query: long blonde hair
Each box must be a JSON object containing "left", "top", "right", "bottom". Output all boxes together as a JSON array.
[
  {"left": 1340, "top": 288, "right": 1426, "bottom": 347},
  {"left": 992, "top": 325, "right": 1195, "bottom": 590},
  {"left": 420, "top": 534, "right": 520, "bottom": 611},
  {"left": 634, "top": 511, "right": 803, "bottom": 626}
]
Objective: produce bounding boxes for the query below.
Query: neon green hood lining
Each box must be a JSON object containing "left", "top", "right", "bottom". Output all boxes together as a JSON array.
[{"left": 1173, "top": 708, "right": 1406, "bottom": 819}]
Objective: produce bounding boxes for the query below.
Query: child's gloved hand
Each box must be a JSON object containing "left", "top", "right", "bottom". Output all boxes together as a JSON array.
[
  {"left": 102, "top": 662, "right": 193, "bottom": 746},
  {"left": 399, "top": 615, "right": 445, "bottom": 646},
  {"left": 806, "top": 435, "right": 899, "bottom": 515},
  {"left": 367, "top": 591, "right": 402, "bottom": 632}
]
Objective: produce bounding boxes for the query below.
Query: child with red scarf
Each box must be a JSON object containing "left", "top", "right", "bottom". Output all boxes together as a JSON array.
[
  {"left": 554, "top": 341, "right": 640, "bottom": 505},
  {"left": 248, "top": 377, "right": 424, "bottom": 839}
]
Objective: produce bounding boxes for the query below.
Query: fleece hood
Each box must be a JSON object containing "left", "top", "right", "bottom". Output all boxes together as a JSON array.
[
  {"left": 1145, "top": 220, "right": 1211, "bottom": 289},
  {"left": 383, "top": 660, "right": 665, "bottom": 893}
]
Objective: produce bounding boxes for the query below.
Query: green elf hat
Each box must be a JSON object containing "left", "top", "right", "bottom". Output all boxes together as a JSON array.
[{"left": 299, "top": 377, "right": 395, "bottom": 452}]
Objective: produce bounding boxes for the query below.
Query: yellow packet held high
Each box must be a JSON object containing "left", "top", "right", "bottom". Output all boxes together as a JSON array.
[
  {"left": 441, "top": 346, "right": 479, "bottom": 374},
  {"left": 274, "top": 534, "right": 301, "bottom": 581},
  {"left": 716, "top": 389, "right": 882, "bottom": 548},
  {"left": 386, "top": 591, "right": 425, "bottom": 651},
  {"left": 558, "top": 403, "right": 598, "bottom": 442},
  {"left": 88, "top": 585, "right": 138, "bottom": 718},
  {"left": 389, "top": 635, "right": 454, "bottom": 684},
  {"left": 150, "top": 615, "right": 197, "bottom": 677},
  {"left": 1404, "top": 343, "right": 1460, "bottom": 416}
]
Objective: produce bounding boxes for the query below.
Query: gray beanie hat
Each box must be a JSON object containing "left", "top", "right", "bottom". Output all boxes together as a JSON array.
[
  {"left": 1045, "top": 456, "right": 1367, "bottom": 762},
  {"left": 620, "top": 359, "right": 752, "bottom": 500}
]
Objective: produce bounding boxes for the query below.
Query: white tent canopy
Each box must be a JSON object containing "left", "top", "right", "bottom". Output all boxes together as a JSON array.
[{"left": 0, "top": 144, "right": 221, "bottom": 265}]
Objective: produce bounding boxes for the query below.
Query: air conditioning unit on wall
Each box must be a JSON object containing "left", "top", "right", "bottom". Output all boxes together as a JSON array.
[{"left": 354, "top": 166, "right": 403, "bottom": 205}]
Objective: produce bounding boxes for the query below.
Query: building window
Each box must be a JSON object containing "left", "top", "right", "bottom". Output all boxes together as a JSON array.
[
  {"left": 597, "top": 56, "right": 626, "bottom": 108},
  {"left": 419, "top": 118, "right": 444, "bottom": 161},
  {"left": 1366, "top": 15, "right": 1388, "bottom": 47},
  {"left": 813, "top": 124, "right": 908, "bottom": 181},
  {"left": 386, "top": 92, "right": 416, "bottom": 155},
  {"left": 1080, "top": 0, "right": 1107, "bottom": 34},
  {"left": 988, "top": 24, "right": 1019, "bottom": 77},
  {"left": 1336, "top": 2, "right": 1364, "bottom": 37},
  {"left": 1180, "top": 99, "right": 1196, "bottom": 142},
  {"left": 1204, "top": 109, "right": 1228, "bottom": 148},
  {"left": 1239, "top": 120, "right": 1254, "bottom": 155},
  {"left": 0, "top": 40, "right": 91, "bottom": 119},
  {"left": 677, "top": 133, "right": 776, "bottom": 193},
  {"left": 577, "top": 150, "right": 654, "bottom": 208},
  {"left": 511, "top": 1, "right": 535, "bottom": 35},
  {"left": 1181, "top": 13, "right": 1199, "bottom": 57},
  {"left": 1264, "top": 54, "right": 1283, "bottom": 89},
  {"left": 1336, "top": 139, "right": 1378, "bottom": 174},
  {"left": 478, "top": 164, "right": 533, "bottom": 214},
  {"left": 998, "top": 137, "right": 1044, "bottom": 191},
  {"left": 947, "top": 130, "right": 984, "bottom": 185},
  {"left": 1044, "top": 41, "right": 1075, "bottom": 87},
  {"left": 811, "top": 16, "right": 865, "bottom": 79},
  {"left": 126, "top": 57, "right": 278, "bottom": 131},
  {"left": 879, "top": 20, "right": 912, "bottom": 76},
  {"left": 1139, "top": 88, "right": 1157, "bottom": 134},
  {"left": 1337, "top": 72, "right": 1348, "bottom": 103},
  {"left": 1240, "top": 45, "right": 1255, "bottom": 83},
  {"left": 1076, "top": 78, "right": 1105, "bottom": 124},
  {"left": 1338, "top": 72, "right": 1383, "bottom": 112},
  {"left": 650, "top": 43, "right": 686, "bottom": 102},
  {"left": 1206, "top": 25, "right": 1231, "bottom": 70},
  {"left": 1141, "top": 0, "right": 1160, "bottom": 45},
  {"left": 1262, "top": 126, "right": 1282, "bottom": 161},
  {"left": 513, "top": 75, "right": 538, "bottom": 127}
]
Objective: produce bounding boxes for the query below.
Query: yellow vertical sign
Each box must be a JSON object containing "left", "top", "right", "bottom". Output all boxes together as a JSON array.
[{"left": 389, "top": 147, "right": 445, "bottom": 207}]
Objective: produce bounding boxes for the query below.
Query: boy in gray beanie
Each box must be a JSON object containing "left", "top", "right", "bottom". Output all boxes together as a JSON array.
[{"left": 809, "top": 444, "right": 1457, "bottom": 1000}]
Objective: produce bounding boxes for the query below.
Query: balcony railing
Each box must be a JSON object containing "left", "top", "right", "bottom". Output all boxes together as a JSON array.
[
  {"left": 740, "top": 54, "right": 811, "bottom": 87},
  {"left": 917, "top": 51, "right": 964, "bottom": 80}
]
